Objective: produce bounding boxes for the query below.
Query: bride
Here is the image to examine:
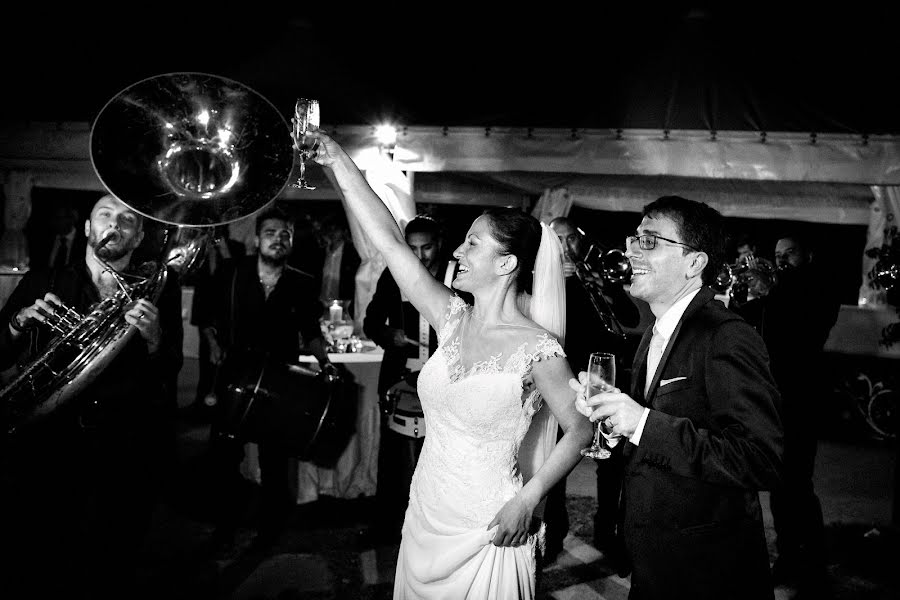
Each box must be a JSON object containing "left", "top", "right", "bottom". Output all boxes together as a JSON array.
[{"left": 309, "top": 129, "right": 592, "bottom": 599}]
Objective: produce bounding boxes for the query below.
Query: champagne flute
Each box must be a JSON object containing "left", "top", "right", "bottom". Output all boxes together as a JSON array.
[
  {"left": 580, "top": 352, "right": 616, "bottom": 459},
  {"left": 290, "top": 98, "right": 320, "bottom": 190}
]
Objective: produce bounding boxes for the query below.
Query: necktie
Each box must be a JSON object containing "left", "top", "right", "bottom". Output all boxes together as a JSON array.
[
  {"left": 644, "top": 325, "right": 665, "bottom": 397},
  {"left": 54, "top": 236, "right": 68, "bottom": 269}
]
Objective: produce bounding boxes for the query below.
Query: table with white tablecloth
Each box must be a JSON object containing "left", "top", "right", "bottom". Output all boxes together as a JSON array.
[{"left": 239, "top": 348, "right": 384, "bottom": 505}]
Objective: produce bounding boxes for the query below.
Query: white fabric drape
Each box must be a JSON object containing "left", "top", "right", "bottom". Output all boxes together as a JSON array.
[
  {"left": 531, "top": 187, "right": 573, "bottom": 224},
  {"left": 859, "top": 186, "right": 900, "bottom": 307},
  {"left": 327, "top": 152, "right": 416, "bottom": 333},
  {"left": 1, "top": 171, "right": 33, "bottom": 270}
]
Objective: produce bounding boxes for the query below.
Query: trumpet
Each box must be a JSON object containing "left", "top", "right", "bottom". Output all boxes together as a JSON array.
[{"left": 712, "top": 254, "right": 777, "bottom": 301}]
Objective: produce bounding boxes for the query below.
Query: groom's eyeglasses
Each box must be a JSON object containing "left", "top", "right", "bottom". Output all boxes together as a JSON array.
[{"left": 625, "top": 234, "right": 700, "bottom": 252}]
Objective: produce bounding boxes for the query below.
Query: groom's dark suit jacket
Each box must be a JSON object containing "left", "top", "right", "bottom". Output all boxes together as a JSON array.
[{"left": 621, "top": 287, "right": 783, "bottom": 600}]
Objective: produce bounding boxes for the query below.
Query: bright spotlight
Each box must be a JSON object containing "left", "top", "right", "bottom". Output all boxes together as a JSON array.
[{"left": 375, "top": 124, "right": 398, "bottom": 147}]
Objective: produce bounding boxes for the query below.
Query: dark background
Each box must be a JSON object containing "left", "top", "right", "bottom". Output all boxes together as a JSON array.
[
  {"left": 11, "top": 4, "right": 891, "bottom": 308},
  {"left": 2, "top": 5, "right": 899, "bottom": 134}
]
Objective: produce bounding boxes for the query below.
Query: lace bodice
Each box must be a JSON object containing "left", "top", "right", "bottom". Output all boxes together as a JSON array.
[{"left": 410, "top": 296, "right": 565, "bottom": 528}]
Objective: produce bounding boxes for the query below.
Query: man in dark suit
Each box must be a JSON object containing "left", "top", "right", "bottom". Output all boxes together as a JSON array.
[
  {"left": 577, "top": 196, "right": 783, "bottom": 599},
  {"left": 361, "top": 215, "right": 450, "bottom": 544},
  {"left": 738, "top": 234, "right": 840, "bottom": 596},
  {"left": 311, "top": 211, "right": 361, "bottom": 313},
  {"left": 2, "top": 194, "right": 183, "bottom": 597},
  {"left": 28, "top": 200, "right": 86, "bottom": 270}
]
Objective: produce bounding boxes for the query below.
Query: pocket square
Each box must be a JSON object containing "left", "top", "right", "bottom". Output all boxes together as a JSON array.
[{"left": 660, "top": 377, "right": 687, "bottom": 386}]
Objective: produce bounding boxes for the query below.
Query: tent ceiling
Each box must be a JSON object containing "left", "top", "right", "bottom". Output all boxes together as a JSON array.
[
  {"left": 0, "top": 122, "right": 881, "bottom": 225},
  {"left": 412, "top": 172, "right": 872, "bottom": 225}
]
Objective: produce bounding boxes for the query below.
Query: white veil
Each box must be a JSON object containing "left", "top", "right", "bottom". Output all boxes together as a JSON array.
[{"left": 517, "top": 222, "right": 566, "bottom": 487}]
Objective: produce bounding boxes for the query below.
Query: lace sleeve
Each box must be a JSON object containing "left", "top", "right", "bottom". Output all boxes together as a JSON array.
[
  {"left": 508, "top": 332, "right": 567, "bottom": 413},
  {"left": 533, "top": 333, "right": 565, "bottom": 362},
  {"left": 436, "top": 295, "right": 469, "bottom": 345}
]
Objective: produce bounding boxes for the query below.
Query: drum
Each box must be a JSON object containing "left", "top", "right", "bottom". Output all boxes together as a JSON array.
[
  {"left": 214, "top": 349, "right": 348, "bottom": 458},
  {"left": 384, "top": 379, "right": 425, "bottom": 438}
]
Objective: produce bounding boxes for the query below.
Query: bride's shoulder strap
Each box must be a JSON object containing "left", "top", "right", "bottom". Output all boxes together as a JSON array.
[
  {"left": 532, "top": 331, "right": 566, "bottom": 363},
  {"left": 446, "top": 294, "right": 468, "bottom": 316},
  {"left": 506, "top": 330, "right": 566, "bottom": 381},
  {"left": 436, "top": 295, "right": 470, "bottom": 345}
]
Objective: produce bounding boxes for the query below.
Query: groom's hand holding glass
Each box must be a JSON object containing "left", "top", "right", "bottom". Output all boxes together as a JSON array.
[{"left": 570, "top": 372, "right": 646, "bottom": 441}]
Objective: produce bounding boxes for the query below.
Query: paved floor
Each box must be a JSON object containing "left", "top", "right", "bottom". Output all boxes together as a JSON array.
[{"left": 125, "top": 359, "right": 898, "bottom": 599}]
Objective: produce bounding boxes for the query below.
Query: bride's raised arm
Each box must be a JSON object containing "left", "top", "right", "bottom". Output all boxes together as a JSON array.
[{"left": 309, "top": 129, "right": 452, "bottom": 328}]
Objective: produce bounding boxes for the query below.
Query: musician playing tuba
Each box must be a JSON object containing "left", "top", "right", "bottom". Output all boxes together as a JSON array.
[
  {"left": 541, "top": 216, "right": 641, "bottom": 566},
  {"left": 0, "top": 193, "right": 184, "bottom": 598}
]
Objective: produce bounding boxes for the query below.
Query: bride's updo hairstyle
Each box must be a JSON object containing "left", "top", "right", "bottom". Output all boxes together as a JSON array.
[{"left": 482, "top": 207, "right": 542, "bottom": 294}]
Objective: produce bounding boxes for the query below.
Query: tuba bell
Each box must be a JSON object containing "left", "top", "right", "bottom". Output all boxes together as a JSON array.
[
  {"left": 569, "top": 237, "right": 632, "bottom": 340},
  {"left": 2, "top": 73, "right": 294, "bottom": 434}
]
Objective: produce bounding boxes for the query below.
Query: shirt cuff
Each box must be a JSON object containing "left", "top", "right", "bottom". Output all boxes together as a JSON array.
[{"left": 629, "top": 408, "right": 651, "bottom": 445}]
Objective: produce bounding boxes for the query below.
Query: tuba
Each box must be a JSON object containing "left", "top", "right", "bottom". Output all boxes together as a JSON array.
[
  {"left": 570, "top": 238, "right": 632, "bottom": 340},
  {"left": 2, "top": 73, "right": 294, "bottom": 434}
]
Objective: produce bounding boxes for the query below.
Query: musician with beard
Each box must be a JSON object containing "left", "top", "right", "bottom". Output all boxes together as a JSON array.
[
  {"left": 199, "top": 205, "right": 334, "bottom": 551},
  {"left": 753, "top": 234, "right": 840, "bottom": 596},
  {"left": 0, "top": 193, "right": 183, "bottom": 598},
  {"left": 543, "top": 217, "right": 640, "bottom": 566}
]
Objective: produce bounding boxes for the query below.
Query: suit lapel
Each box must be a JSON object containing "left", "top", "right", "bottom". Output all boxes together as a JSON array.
[{"left": 644, "top": 287, "right": 715, "bottom": 404}]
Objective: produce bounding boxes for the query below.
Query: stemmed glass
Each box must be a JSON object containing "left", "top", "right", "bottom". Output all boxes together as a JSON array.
[
  {"left": 290, "top": 98, "right": 320, "bottom": 190},
  {"left": 580, "top": 352, "right": 616, "bottom": 459}
]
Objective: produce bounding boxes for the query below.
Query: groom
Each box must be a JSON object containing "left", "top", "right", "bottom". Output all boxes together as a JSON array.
[{"left": 577, "top": 196, "right": 783, "bottom": 599}]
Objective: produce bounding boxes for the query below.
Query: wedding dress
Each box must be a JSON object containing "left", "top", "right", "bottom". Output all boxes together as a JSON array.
[{"left": 394, "top": 296, "right": 565, "bottom": 599}]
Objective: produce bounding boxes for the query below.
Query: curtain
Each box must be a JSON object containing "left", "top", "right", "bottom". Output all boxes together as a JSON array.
[
  {"left": 859, "top": 186, "right": 900, "bottom": 307},
  {"left": 0, "top": 171, "right": 33, "bottom": 313},
  {"left": 1, "top": 171, "right": 33, "bottom": 270},
  {"left": 531, "top": 187, "right": 573, "bottom": 223}
]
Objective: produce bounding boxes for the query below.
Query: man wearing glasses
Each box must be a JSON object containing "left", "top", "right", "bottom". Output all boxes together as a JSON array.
[{"left": 575, "top": 196, "right": 783, "bottom": 599}]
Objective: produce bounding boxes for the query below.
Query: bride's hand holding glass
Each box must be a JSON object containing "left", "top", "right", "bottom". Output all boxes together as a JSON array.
[{"left": 305, "top": 127, "right": 345, "bottom": 170}]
